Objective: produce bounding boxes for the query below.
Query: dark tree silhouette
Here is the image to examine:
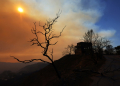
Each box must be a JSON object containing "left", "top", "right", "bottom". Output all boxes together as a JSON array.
[
  {"left": 11, "top": 11, "right": 66, "bottom": 79},
  {"left": 115, "top": 45, "right": 120, "bottom": 55},
  {"left": 95, "top": 37, "right": 110, "bottom": 57},
  {"left": 62, "top": 44, "right": 75, "bottom": 56},
  {"left": 105, "top": 45, "right": 114, "bottom": 55}
]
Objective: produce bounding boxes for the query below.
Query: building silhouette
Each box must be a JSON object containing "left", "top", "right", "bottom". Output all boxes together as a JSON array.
[{"left": 75, "top": 42, "right": 92, "bottom": 55}]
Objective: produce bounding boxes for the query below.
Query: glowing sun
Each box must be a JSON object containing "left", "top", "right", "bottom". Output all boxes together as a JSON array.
[{"left": 18, "top": 7, "right": 23, "bottom": 12}]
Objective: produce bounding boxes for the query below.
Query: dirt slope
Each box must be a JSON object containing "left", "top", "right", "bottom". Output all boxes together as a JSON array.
[{"left": 90, "top": 55, "right": 120, "bottom": 86}]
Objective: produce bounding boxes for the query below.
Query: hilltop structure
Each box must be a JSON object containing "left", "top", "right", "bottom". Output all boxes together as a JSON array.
[{"left": 75, "top": 42, "right": 92, "bottom": 55}]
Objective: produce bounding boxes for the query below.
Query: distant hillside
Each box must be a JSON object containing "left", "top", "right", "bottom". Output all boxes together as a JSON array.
[
  {"left": 0, "top": 62, "right": 40, "bottom": 74},
  {"left": 17, "top": 62, "right": 48, "bottom": 74},
  {"left": 12, "top": 54, "right": 106, "bottom": 86},
  {"left": 0, "top": 62, "right": 48, "bottom": 86}
]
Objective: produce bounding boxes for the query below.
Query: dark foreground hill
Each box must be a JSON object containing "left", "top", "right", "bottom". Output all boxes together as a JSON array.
[{"left": 8, "top": 54, "right": 106, "bottom": 86}]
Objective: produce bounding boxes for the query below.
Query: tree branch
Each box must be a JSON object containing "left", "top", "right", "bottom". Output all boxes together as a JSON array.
[
  {"left": 37, "top": 31, "right": 45, "bottom": 35},
  {"left": 49, "top": 41, "right": 58, "bottom": 45},
  {"left": 49, "top": 26, "right": 66, "bottom": 40},
  {"left": 10, "top": 56, "right": 50, "bottom": 64}
]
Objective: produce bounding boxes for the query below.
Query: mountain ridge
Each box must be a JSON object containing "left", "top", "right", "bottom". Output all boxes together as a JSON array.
[{"left": 0, "top": 62, "right": 43, "bottom": 74}]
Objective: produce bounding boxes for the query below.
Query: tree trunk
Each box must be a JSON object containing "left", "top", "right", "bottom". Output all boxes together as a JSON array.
[{"left": 51, "top": 62, "right": 61, "bottom": 79}]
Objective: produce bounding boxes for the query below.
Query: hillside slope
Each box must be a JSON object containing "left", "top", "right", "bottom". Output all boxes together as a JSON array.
[
  {"left": 17, "top": 62, "right": 48, "bottom": 74},
  {"left": 0, "top": 62, "right": 38, "bottom": 74},
  {"left": 13, "top": 54, "right": 106, "bottom": 86}
]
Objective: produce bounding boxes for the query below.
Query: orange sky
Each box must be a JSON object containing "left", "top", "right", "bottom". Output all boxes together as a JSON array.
[
  {"left": 0, "top": 0, "right": 115, "bottom": 63},
  {"left": 0, "top": 0, "right": 70, "bottom": 63},
  {"left": 0, "top": 0, "right": 47, "bottom": 62}
]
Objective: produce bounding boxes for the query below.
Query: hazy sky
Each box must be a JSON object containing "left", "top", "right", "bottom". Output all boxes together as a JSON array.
[{"left": 0, "top": 0, "right": 119, "bottom": 63}]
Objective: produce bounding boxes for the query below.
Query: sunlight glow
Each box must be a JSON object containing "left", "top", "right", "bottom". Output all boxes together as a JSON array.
[{"left": 18, "top": 7, "right": 23, "bottom": 12}]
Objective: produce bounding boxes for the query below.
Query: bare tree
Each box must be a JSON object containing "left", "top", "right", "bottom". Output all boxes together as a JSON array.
[
  {"left": 95, "top": 37, "right": 110, "bottom": 58},
  {"left": 83, "top": 29, "right": 99, "bottom": 47},
  {"left": 83, "top": 29, "right": 110, "bottom": 49},
  {"left": 11, "top": 11, "right": 66, "bottom": 79},
  {"left": 83, "top": 29, "right": 110, "bottom": 57},
  {"left": 62, "top": 44, "right": 75, "bottom": 56}
]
